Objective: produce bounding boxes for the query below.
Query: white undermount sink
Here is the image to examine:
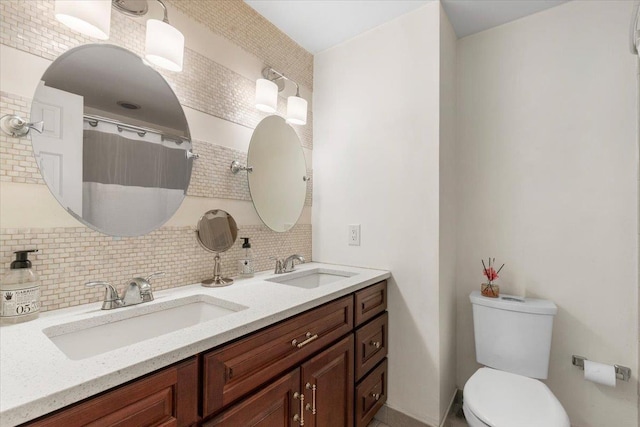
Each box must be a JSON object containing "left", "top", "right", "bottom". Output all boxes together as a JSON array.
[
  {"left": 43, "top": 295, "right": 247, "bottom": 360},
  {"left": 266, "top": 268, "right": 356, "bottom": 289}
]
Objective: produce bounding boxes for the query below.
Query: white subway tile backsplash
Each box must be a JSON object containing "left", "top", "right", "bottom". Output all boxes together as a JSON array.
[{"left": 0, "top": 224, "right": 311, "bottom": 312}]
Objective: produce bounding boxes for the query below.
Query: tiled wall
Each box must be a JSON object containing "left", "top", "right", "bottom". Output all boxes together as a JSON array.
[
  {"left": 0, "top": 0, "right": 314, "bottom": 312},
  {"left": 166, "top": 0, "right": 313, "bottom": 90},
  {"left": 0, "top": 224, "right": 312, "bottom": 311}
]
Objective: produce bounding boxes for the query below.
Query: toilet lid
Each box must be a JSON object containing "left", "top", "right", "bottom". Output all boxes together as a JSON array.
[{"left": 464, "top": 368, "right": 570, "bottom": 427}]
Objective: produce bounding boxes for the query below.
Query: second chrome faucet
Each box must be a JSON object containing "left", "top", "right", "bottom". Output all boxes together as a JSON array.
[
  {"left": 86, "top": 272, "right": 165, "bottom": 310},
  {"left": 274, "top": 255, "right": 305, "bottom": 274}
]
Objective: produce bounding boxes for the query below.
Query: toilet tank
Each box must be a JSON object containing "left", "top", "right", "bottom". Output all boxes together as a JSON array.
[{"left": 470, "top": 291, "right": 558, "bottom": 379}]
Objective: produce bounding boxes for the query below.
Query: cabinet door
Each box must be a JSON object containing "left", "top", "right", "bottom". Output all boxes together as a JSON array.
[
  {"left": 203, "top": 369, "right": 301, "bottom": 427},
  {"left": 300, "top": 335, "right": 354, "bottom": 427},
  {"left": 25, "top": 358, "right": 198, "bottom": 427}
]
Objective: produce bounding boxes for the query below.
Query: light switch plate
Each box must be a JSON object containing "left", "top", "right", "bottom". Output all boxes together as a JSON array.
[{"left": 348, "top": 224, "right": 361, "bottom": 246}]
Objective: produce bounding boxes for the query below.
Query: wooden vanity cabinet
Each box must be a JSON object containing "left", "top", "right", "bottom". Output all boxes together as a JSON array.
[
  {"left": 23, "top": 357, "right": 198, "bottom": 427},
  {"left": 21, "top": 280, "right": 388, "bottom": 427}
]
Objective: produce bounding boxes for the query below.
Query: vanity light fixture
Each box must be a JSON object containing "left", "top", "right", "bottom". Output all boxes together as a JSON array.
[
  {"left": 54, "top": 0, "right": 184, "bottom": 72},
  {"left": 55, "top": 0, "right": 111, "bottom": 40},
  {"left": 255, "top": 78, "right": 279, "bottom": 113},
  {"left": 256, "top": 67, "right": 308, "bottom": 126},
  {"left": 286, "top": 86, "right": 307, "bottom": 126}
]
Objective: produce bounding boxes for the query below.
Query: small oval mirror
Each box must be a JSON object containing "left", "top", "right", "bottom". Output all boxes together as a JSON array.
[
  {"left": 30, "top": 44, "right": 193, "bottom": 237},
  {"left": 196, "top": 209, "right": 238, "bottom": 253},
  {"left": 247, "top": 116, "right": 306, "bottom": 232},
  {"left": 196, "top": 209, "right": 238, "bottom": 287}
]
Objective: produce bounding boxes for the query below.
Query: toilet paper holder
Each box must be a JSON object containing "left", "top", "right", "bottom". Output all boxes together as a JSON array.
[{"left": 572, "top": 355, "right": 631, "bottom": 381}]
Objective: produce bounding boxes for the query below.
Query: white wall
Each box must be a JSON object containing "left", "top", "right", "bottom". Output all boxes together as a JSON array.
[
  {"left": 455, "top": 2, "right": 638, "bottom": 426},
  {"left": 313, "top": 2, "right": 444, "bottom": 424},
  {"left": 438, "top": 3, "right": 458, "bottom": 422}
]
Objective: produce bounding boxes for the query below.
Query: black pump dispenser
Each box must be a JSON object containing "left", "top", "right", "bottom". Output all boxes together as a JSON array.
[
  {"left": 241, "top": 238, "right": 251, "bottom": 249},
  {"left": 10, "top": 249, "right": 38, "bottom": 270}
]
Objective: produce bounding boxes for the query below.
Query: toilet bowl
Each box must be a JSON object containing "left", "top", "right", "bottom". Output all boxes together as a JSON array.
[{"left": 463, "top": 367, "right": 570, "bottom": 427}]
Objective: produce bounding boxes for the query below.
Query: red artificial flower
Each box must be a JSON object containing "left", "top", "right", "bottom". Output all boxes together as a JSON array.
[{"left": 483, "top": 267, "right": 499, "bottom": 282}]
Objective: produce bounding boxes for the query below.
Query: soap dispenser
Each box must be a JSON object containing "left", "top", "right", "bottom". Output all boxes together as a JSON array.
[
  {"left": 238, "top": 238, "right": 255, "bottom": 278},
  {"left": 0, "top": 249, "right": 40, "bottom": 325}
]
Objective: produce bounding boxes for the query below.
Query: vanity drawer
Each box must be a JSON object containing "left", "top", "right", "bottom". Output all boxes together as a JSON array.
[
  {"left": 202, "top": 296, "right": 353, "bottom": 417},
  {"left": 24, "top": 358, "right": 198, "bottom": 427},
  {"left": 355, "top": 312, "right": 388, "bottom": 381},
  {"left": 354, "top": 280, "right": 387, "bottom": 326},
  {"left": 355, "top": 359, "right": 387, "bottom": 427}
]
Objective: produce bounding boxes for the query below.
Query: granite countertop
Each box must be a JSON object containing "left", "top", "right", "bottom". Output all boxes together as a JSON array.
[{"left": 0, "top": 262, "right": 390, "bottom": 427}]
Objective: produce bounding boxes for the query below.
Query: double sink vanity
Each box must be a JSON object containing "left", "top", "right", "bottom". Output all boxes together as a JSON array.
[{"left": 0, "top": 263, "right": 390, "bottom": 427}]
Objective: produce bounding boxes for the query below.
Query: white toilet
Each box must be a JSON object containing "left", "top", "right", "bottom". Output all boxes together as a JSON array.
[{"left": 463, "top": 291, "right": 570, "bottom": 427}]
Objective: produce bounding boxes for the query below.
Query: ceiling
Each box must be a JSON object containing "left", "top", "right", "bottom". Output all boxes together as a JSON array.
[{"left": 244, "top": 0, "right": 570, "bottom": 54}]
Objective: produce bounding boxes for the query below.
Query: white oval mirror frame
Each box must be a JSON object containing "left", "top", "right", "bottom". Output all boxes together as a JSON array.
[{"left": 247, "top": 116, "right": 307, "bottom": 232}]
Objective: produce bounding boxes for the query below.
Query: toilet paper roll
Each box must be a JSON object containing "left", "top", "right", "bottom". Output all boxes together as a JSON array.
[{"left": 584, "top": 360, "right": 616, "bottom": 387}]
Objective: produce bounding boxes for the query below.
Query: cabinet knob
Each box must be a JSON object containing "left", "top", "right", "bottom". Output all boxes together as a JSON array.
[
  {"left": 371, "top": 392, "right": 381, "bottom": 401},
  {"left": 370, "top": 340, "right": 382, "bottom": 349}
]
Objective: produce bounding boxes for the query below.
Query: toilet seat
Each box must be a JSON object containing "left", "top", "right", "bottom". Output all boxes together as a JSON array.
[{"left": 464, "top": 368, "right": 570, "bottom": 427}]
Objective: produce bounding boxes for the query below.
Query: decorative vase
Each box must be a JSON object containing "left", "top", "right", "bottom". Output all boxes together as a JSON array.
[{"left": 481, "top": 283, "right": 499, "bottom": 298}]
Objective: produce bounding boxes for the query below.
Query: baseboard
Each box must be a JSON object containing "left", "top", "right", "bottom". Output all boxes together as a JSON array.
[{"left": 439, "top": 388, "right": 461, "bottom": 427}]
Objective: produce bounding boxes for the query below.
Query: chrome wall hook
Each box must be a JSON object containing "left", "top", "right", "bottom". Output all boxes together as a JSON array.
[
  {"left": 230, "top": 160, "right": 253, "bottom": 174},
  {"left": 0, "top": 114, "right": 44, "bottom": 137}
]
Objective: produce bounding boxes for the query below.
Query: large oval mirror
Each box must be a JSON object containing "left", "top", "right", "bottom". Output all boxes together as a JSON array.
[
  {"left": 247, "top": 116, "right": 306, "bottom": 232},
  {"left": 30, "top": 44, "right": 193, "bottom": 237}
]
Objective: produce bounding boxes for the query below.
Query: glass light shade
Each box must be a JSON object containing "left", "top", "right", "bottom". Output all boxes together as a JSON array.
[
  {"left": 145, "top": 19, "right": 185, "bottom": 72},
  {"left": 255, "top": 79, "right": 278, "bottom": 113},
  {"left": 55, "top": 0, "right": 111, "bottom": 40},
  {"left": 286, "top": 96, "right": 307, "bottom": 126}
]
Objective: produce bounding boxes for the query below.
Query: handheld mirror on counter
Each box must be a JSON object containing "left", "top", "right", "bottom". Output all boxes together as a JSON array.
[
  {"left": 29, "top": 44, "right": 195, "bottom": 237},
  {"left": 247, "top": 115, "right": 307, "bottom": 232},
  {"left": 196, "top": 209, "right": 238, "bottom": 287}
]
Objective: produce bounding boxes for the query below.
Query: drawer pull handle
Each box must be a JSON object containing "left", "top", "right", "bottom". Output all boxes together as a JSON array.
[
  {"left": 305, "top": 382, "right": 317, "bottom": 414},
  {"left": 370, "top": 340, "right": 382, "bottom": 349},
  {"left": 371, "top": 392, "right": 381, "bottom": 401},
  {"left": 293, "top": 332, "right": 319, "bottom": 349},
  {"left": 294, "top": 392, "right": 305, "bottom": 425}
]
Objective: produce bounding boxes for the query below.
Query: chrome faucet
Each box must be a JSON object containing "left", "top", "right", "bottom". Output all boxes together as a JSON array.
[
  {"left": 86, "top": 272, "right": 165, "bottom": 310},
  {"left": 273, "top": 254, "right": 305, "bottom": 274}
]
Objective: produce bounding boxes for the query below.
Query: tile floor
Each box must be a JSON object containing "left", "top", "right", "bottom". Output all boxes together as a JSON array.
[{"left": 367, "top": 402, "right": 467, "bottom": 427}]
